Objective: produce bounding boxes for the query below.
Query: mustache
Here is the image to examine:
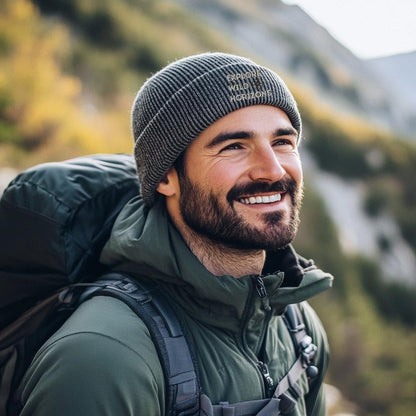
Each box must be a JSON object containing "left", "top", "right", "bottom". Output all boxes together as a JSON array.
[{"left": 226, "top": 177, "right": 298, "bottom": 205}]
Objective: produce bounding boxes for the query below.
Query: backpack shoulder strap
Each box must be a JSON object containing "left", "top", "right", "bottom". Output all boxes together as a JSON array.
[
  {"left": 82, "top": 273, "right": 200, "bottom": 416},
  {"left": 282, "top": 303, "right": 319, "bottom": 382},
  {"left": 265, "top": 304, "right": 319, "bottom": 413}
]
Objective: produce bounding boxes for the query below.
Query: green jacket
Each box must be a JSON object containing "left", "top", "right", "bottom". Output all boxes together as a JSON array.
[{"left": 19, "top": 196, "right": 333, "bottom": 415}]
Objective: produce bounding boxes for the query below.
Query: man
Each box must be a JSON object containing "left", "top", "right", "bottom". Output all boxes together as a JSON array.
[{"left": 19, "top": 53, "right": 333, "bottom": 415}]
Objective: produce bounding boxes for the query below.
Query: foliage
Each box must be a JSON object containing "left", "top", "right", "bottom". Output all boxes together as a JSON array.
[
  {"left": 0, "top": 0, "right": 132, "bottom": 168},
  {"left": 34, "top": 0, "right": 235, "bottom": 98},
  {"left": 0, "top": 0, "right": 236, "bottom": 166},
  {"left": 0, "top": 1, "right": 77, "bottom": 151},
  {"left": 356, "top": 256, "right": 416, "bottom": 327}
]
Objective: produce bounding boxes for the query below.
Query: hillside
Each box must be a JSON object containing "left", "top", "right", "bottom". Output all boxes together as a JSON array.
[
  {"left": 1, "top": 1, "right": 416, "bottom": 415},
  {"left": 174, "top": 0, "right": 416, "bottom": 141}
]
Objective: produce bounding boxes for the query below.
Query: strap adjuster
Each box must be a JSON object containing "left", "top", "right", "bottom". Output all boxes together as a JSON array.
[{"left": 300, "top": 335, "right": 317, "bottom": 365}]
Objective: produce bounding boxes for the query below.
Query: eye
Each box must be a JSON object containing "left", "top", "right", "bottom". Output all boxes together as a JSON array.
[
  {"left": 219, "top": 142, "right": 244, "bottom": 152},
  {"left": 273, "top": 138, "right": 296, "bottom": 149}
]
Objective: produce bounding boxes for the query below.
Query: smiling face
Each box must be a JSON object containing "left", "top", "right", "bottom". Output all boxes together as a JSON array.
[{"left": 159, "top": 105, "right": 304, "bottom": 251}]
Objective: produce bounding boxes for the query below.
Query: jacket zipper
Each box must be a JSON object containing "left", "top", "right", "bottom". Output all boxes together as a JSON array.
[
  {"left": 253, "top": 275, "right": 275, "bottom": 395},
  {"left": 236, "top": 275, "right": 275, "bottom": 397},
  {"left": 235, "top": 276, "right": 266, "bottom": 397},
  {"left": 257, "top": 361, "right": 274, "bottom": 393}
]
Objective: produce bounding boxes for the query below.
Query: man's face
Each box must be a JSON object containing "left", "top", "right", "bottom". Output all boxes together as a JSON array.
[{"left": 172, "top": 105, "right": 303, "bottom": 251}]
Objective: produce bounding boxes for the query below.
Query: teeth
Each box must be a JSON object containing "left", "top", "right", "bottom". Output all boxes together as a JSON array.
[{"left": 239, "top": 194, "right": 282, "bottom": 205}]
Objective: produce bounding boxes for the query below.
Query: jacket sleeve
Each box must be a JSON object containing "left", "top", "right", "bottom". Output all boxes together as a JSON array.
[
  {"left": 300, "top": 301, "right": 330, "bottom": 416},
  {"left": 18, "top": 297, "right": 166, "bottom": 416}
]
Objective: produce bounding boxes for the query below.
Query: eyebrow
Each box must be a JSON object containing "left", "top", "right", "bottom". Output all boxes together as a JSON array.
[
  {"left": 206, "top": 131, "right": 253, "bottom": 148},
  {"left": 206, "top": 127, "right": 298, "bottom": 148}
]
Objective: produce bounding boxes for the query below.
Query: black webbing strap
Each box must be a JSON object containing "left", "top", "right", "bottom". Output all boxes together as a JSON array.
[
  {"left": 204, "top": 395, "right": 276, "bottom": 416},
  {"left": 81, "top": 273, "right": 199, "bottom": 416},
  {"left": 282, "top": 304, "right": 319, "bottom": 381}
]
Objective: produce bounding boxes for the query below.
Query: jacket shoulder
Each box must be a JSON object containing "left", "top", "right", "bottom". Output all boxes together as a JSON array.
[{"left": 19, "top": 296, "right": 165, "bottom": 416}]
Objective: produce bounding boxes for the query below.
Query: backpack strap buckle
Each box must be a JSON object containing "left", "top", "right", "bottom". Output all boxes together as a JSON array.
[{"left": 299, "top": 335, "right": 317, "bottom": 366}]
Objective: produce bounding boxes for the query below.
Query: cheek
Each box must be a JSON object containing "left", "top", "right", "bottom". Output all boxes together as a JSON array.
[
  {"left": 284, "top": 155, "right": 303, "bottom": 184},
  {"left": 189, "top": 159, "right": 240, "bottom": 192},
  {"left": 207, "top": 163, "right": 243, "bottom": 194}
]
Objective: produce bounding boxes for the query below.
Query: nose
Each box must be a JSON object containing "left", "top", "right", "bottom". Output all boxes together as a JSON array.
[{"left": 248, "top": 144, "right": 286, "bottom": 182}]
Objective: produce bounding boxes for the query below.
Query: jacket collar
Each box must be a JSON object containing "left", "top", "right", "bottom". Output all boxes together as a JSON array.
[{"left": 100, "top": 196, "right": 333, "bottom": 331}]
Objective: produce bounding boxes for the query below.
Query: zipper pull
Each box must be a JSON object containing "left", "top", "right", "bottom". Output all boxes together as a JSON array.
[
  {"left": 257, "top": 361, "right": 274, "bottom": 393},
  {"left": 254, "top": 276, "right": 271, "bottom": 311},
  {"left": 254, "top": 275, "right": 267, "bottom": 297}
]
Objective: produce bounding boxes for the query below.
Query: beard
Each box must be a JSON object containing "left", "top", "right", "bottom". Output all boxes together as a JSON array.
[{"left": 178, "top": 173, "right": 303, "bottom": 251}]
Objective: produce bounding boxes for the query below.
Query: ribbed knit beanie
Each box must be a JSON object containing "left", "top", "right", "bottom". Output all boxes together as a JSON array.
[{"left": 132, "top": 52, "right": 302, "bottom": 206}]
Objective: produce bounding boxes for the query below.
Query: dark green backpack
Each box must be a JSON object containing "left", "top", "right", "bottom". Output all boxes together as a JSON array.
[{"left": 0, "top": 154, "right": 317, "bottom": 416}]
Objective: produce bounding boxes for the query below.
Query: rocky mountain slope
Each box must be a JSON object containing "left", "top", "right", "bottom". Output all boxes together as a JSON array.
[
  {"left": 369, "top": 50, "right": 416, "bottom": 108},
  {"left": 175, "top": 0, "right": 416, "bottom": 140}
]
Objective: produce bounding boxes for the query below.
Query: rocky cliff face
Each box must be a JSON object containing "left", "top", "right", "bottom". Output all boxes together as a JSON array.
[
  {"left": 301, "top": 151, "right": 416, "bottom": 287},
  {"left": 369, "top": 51, "right": 416, "bottom": 135},
  {"left": 174, "top": 0, "right": 416, "bottom": 140}
]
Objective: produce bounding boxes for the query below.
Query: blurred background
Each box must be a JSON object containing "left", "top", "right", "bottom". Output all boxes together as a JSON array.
[{"left": 0, "top": 0, "right": 415, "bottom": 414}]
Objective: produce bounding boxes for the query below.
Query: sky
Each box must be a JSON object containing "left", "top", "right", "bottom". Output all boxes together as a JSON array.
[{"left": 282, "top": 0, "right": 416, "bottom": 59}]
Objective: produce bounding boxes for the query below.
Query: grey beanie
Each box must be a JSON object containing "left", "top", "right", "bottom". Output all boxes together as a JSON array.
[{"left": 132, "top": 52, "right": 302, "bottom": 206}]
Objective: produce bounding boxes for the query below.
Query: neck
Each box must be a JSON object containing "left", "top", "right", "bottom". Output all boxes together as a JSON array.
[{"left": 178, "top": 225, "right": 266, "bottom": 278}]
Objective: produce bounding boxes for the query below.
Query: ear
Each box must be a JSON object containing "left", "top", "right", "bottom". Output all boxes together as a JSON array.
[{"left": 156, "top": 166, "right": 180, "bottom": 197}]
